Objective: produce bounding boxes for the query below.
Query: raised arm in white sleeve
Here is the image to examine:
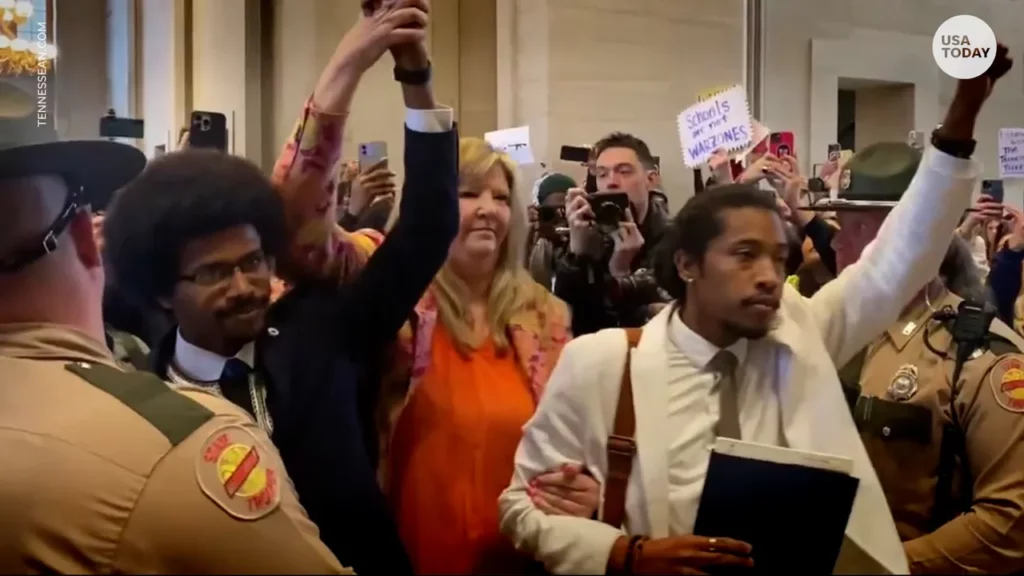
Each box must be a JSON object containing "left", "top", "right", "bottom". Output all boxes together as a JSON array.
[{"left": 808, "top": 148, "right": 978, "bottom": 368}]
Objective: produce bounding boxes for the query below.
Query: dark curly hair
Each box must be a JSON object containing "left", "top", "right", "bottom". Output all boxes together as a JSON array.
[
  {"left": 103, "top": 149, "right": 287, "bottom": 304},
  {"left": 653, "top": 183, "right": 780, "bottom": 302},
  {"left": 592, "top": 132, "right": 657, "bottom": 170}
]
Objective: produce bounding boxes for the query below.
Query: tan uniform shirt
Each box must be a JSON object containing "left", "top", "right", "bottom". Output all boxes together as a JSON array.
[
  {"left": 853, "top": 290, "right": 1024, "bottom": 574},
  {"left": 0, "top": 323, "right": 353, "bottom": 574}
]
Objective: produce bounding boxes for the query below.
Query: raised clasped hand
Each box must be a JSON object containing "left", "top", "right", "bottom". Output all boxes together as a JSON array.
[{"left": 334, "top": 0, "right": 429, "bottom": 78}]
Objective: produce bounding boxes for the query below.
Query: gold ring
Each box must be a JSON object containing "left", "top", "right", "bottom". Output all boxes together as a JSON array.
[{"left": 708, "top": 538, "right": 717, "bottom": 552}]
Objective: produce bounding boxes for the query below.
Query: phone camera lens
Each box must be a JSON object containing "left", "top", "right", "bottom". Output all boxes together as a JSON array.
[{"left": 201, "top": 117, "right": 211, "bottom": 130}]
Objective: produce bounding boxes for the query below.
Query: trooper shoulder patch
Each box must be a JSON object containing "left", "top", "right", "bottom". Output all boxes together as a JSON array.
[
  {"left": 989, "top": 355, "right": 1024, "bottom": 413},
  {"left": 196, "top": 425, "right": 281, "bottom": 520}
]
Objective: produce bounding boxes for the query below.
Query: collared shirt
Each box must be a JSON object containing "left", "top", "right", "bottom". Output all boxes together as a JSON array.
[
  {"left": 168, "top": 332, "right": 272, "bottom": 435},
  {"left": 664, "top": 311, "right": 782, "bottom": 535},
  {"left": 169, "top": 330, "right": 255, "bottom": 389}
]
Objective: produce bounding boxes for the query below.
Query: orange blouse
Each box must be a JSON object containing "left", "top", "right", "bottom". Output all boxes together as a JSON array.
[{"left": 388, "top": 325, "right": 537, "bottom": 574}]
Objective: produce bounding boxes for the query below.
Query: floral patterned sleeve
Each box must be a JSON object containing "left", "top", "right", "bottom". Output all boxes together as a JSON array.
[{"left": 271, "top": 95, "right": 382, "bottom": 287}]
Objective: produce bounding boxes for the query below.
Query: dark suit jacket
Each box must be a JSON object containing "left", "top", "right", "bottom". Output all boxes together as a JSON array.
[
  {"left": 103, "top": 282, "right": 174, "bottom": 348},
  {"left": 150, "top": 125, "right": 459, "bottom": 574}
]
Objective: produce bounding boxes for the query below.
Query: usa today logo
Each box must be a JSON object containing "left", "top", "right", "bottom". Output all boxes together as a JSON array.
[{"left": 933, "top": 15, "right": 996, "bottom": 79}]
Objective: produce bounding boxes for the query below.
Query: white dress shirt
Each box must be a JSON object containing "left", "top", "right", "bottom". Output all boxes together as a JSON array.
[
  {"left": 405, "top": 107, "right": 453, "bottom": 133},
  {"left": 664, "top": 312, "right": 783, "bottom": 535},
  {"left": 168, "top": 330, "right": 255, "bottom": 392}
]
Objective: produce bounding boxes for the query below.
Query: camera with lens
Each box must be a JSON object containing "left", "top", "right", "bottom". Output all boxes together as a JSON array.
[
  {"left": 587, "top": 192, "right": 631, "bottom": 233},
  {"left": 537, "top": 205, "right": 564, "bottom": 225},
  {"left": 536, "top": 205, "right": 569, "bottom": 245},
  {"left": 607, "top": 267, "right": 665, "bottom": 305},
  {"left": 807, "top": 176, "right": 828, "bottom": 193}
]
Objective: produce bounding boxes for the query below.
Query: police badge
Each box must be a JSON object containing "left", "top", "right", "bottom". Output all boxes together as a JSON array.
[{"left": 887, "top": 364, "right": 919, "bottom": 401}]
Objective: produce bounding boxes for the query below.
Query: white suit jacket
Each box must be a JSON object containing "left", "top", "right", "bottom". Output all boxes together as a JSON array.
[{"left": 498, "top": 148, "right": 978, "bottom": 575}]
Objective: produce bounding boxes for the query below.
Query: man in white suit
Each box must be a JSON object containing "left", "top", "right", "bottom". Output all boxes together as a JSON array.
[{"left": 499, "top": 48, "right": 1011, "bottom": 575}]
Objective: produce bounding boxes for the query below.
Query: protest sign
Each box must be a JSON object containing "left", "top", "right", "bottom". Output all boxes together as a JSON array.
[
  {"left": 677, "top": 85, "right": 752, "bottom": 168},
  {"left": 484, "top": 125, "right": 535, "bottom": 165},
  {"left": 998, "top": 128, "right": 1024, "bottom": 178},
  {"left": 737, "top": 119, "right": 770, "bottom": 158}
]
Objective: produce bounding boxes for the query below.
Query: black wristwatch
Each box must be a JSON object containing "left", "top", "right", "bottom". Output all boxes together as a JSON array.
[
  {"left": 394, "top": 61, "right": 432, "bottom": 85},
  {"left": 931, "top": 127, "right": 976, "bottom": 159}
]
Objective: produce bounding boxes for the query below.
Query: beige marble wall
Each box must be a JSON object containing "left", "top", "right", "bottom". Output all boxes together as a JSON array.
[
  {"left": 137, "top": 0, "right": 190, "bottom": 156},
  {"left": 191, "top": 0, "right": 264, "bottom": 161},
  {"left": 55, "top": 0, "right": 108, "bottom": 139},
  {"left": 763, "top": 0, "right": 1024, "bottom": 183},
  {"left": 267, "top": 0, "right": 497, "bottom": 176},
  {"left": 499, "top": 0, "right": 746, "bottom": 207},
  {"left": 853, "top": 84, "right": 915, "bottom": 149}
]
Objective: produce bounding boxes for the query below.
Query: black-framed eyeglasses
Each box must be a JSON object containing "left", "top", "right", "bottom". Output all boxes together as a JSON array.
[
  {"left": 179, "top": 250, "right": 270, "bottom": 286},
  {"left": 0, "top": 184, "right": 81, "bottom": 274}
]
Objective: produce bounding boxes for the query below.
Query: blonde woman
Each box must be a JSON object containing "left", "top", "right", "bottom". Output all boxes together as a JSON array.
[
  {"left": 378, "top": 138, "right": 575, "bottom": 573},
  {"left": 273, "top": 136, "right": 597, "bottom": 572}
]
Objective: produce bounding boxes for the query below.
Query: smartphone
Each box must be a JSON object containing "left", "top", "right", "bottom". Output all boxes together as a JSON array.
[
  {"left": 559, "top": 145, "right": 591, "bottom": 164},
  {"left": 189, "top": 111, "right": 228, "bottom": 151},
  {"left": 770, "top": 132, "right": 795, "bottom": 157},
  {"left": 827, "top": 143, "right": 840, "bottom": 162},
  {"left": 982, "top": 179, "right": 1005, "bottom": 203},
  {"left": 99, "top": 116, "right": 145, "bottom": 139},
  {"left": 358, "top": 141, "right": 388, "bottom": 172}
]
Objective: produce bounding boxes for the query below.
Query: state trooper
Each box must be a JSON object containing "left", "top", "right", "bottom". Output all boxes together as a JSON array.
[{"left": 0, "top": 124, "right": 352, "bottom": 572}]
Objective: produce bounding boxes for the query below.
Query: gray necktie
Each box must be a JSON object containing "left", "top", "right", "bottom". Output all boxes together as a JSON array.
[{"left": 711, "top": 350, "right": 741, "bottom": 439}]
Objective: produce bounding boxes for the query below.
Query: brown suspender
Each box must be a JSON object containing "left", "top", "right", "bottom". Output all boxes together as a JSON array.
[{"left": 601, "top": 328, "right": 643, "bottom": 530}]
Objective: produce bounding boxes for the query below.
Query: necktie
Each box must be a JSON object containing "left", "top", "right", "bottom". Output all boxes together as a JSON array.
[
  {"left": 219, "top": 358, "right": 256, "bottom": 419},
  {"left": 711, "top": 350, "right": 742, "bottom": 440}
]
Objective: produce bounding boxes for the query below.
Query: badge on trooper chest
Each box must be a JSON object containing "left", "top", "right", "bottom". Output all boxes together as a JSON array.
[{"left": 887, "top": 364, "right": 919, "bottom": 402}]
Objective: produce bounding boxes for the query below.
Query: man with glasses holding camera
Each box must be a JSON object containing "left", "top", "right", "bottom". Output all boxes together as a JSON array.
[{"left": 555, "top": 132, "right": 671, "bottom": 336}]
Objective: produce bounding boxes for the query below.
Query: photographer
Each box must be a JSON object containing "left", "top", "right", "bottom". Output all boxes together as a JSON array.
[
  {"left": 527, "top": 172, "right": 575, "bottom": 290},
  {"left": 554, "top": 133, "right": 669, "bottom": 335},
  {"left": 337, "top": 158, "right": 397, "bottom": 233}
]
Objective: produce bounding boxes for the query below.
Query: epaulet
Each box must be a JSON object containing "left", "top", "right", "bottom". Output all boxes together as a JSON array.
[
  {"left": 65, "top": 361, "right": 213, "bottom": 446},
  {"left": 988, "top": 335, "right": 1022, "bottom": 358},
  {"left": 985, "top": 319, "right": 1024, "bottom": 358}
]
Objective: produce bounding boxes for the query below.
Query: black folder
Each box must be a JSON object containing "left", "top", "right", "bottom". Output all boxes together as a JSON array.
[{"left": 693, "top": 440, "right": 860, "bottom": 573}]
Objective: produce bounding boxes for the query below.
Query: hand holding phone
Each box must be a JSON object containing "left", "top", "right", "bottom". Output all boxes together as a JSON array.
[
  {"left": 827, "top": 143, "right": 840, "bottom": 162},
  {"left": 359, "top": 141, "right": 389, "bottom": 172},
  {"left": 188, "top": 111, "right": 228, "bottom": 151},
  {"left": 982, "top": 179, "right": 1005, "bottom": 204},
  {"left": 769, "top": 132, "right": 795, "bottom": 158}
]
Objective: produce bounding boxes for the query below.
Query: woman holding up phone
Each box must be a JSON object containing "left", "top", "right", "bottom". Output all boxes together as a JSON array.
[{"left": 956, "top": 193, "right": 1005, "bottom": 274}]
